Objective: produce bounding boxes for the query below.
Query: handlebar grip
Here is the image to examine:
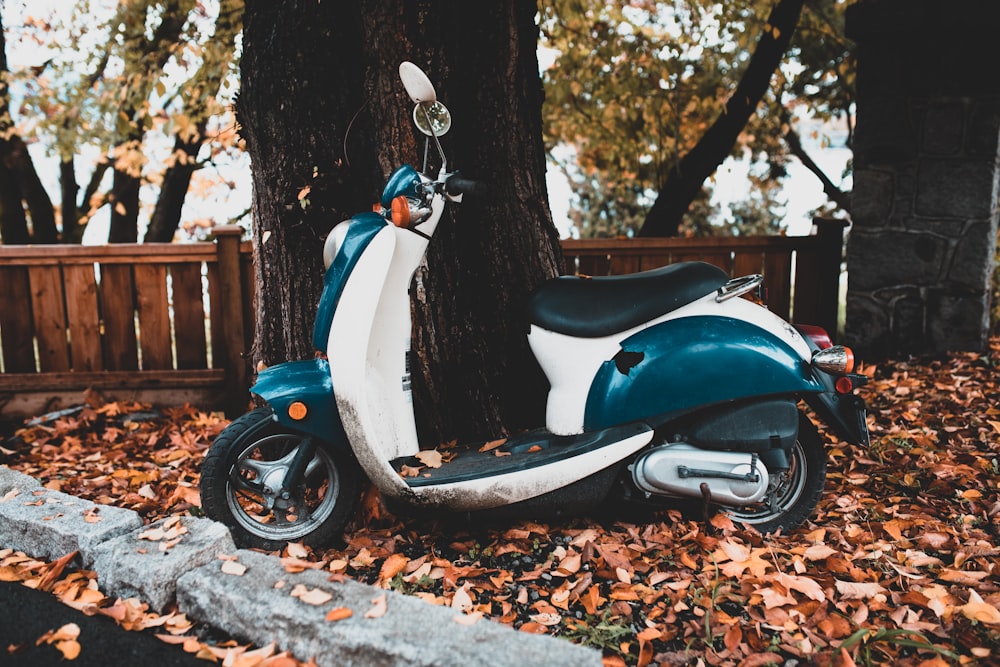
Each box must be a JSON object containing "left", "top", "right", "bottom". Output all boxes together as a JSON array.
[{"left": 443, "top": 175, "right": 488, "bottom": 197}]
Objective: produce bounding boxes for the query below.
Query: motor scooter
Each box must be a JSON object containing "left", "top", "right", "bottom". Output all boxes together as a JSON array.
[{"left": 199, "top": 62, "right": 870, "bottom": 551}]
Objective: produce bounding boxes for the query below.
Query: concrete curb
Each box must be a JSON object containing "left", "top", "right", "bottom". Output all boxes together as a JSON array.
[{"left": 0, "top": 465, "right": 602, "bottom": 666}]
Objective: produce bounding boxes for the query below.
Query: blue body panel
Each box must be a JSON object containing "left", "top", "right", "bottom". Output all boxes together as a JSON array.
[
  {"left": 312, "top": 212, "right": 388, "bottom": 350},
  {"left": 380, "top": 165, "right": 422, "bottom": 208},
  {"left": 251, "top": 358, "right": 347, "bottom": 445},
  {"left": 583, "top": 316, "right": 824, "bottom": 431}
]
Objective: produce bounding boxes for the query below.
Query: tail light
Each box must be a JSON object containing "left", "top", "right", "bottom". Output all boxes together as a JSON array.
[
  {"left": 795, "top": 324, "right": 833, "bottom": 350},
  {"left": 812, "top": 345, "right": 855, "bottom": 375}
]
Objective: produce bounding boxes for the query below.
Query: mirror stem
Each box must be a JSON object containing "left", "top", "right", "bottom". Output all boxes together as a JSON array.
[{"left": 419, "top": 105, "right": 448, "bottom": 173}]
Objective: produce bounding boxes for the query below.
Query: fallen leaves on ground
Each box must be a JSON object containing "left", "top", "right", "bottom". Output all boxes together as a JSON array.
[{"left": 2, "top": 339, "right": 1000, "bottom": 666}]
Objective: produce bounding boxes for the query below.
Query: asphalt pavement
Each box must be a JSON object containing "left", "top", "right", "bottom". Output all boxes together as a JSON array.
[{"left": 1, "top": 580, "right": 207, "bottom": 666}]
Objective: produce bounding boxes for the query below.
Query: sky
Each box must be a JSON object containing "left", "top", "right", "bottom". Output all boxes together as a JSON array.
[{"left": 6, "top": 1, "right": 850, "bottom": 243}]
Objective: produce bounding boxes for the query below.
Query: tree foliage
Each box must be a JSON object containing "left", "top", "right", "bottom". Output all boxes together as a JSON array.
[
  {"left": 540, "top": 0, "right": 855, "bottom": 238},
  {"left": 1, "top": 0, "right": 244, "bottom": 244}
]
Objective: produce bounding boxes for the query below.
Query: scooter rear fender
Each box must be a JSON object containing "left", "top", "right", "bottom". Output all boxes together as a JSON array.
[
  {"left": 584, "top": 316, "right": 823, "bottom": 431},
  {"left": 251, "top": 358, "right": 349, "bottom": 449}
]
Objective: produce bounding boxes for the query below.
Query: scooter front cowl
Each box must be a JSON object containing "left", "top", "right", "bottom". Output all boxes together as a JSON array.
[{"left": 251, "top": 358, "right": 347, "bottom": 446}]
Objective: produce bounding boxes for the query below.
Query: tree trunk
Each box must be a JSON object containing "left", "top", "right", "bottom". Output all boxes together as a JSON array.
[
  {"left": 108, "top": 166, "right": 141, "bottom": 243},
  {"left": 0, "top": 11, "right": 56, "bottom": 244},
  {"left": 144, "top": 135, "right": 202, "bottom": 242},
  {"left": 0, "top": 160, "right": 28, "bottom": 244},
  {"left": 639, "top": 0, "right": 805, "bottom": 237},
  {"left": 59, "top": 159, "right": 82, "bottom": 243},
  {"left": 239, "top": 0, "right": 560, "bottom": 443},
  {"left": 399, "top": 1, "right": 562, "bottom": 443}
]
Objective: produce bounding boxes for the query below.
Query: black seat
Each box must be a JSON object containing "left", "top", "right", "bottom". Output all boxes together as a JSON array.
[{"left": 527, "top": 261, "right": 729, "bottom": 338}]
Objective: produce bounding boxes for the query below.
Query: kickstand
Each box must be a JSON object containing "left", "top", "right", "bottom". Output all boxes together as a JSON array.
[{"left": 700, "top": 482, "right": 714, "bottom": 532}]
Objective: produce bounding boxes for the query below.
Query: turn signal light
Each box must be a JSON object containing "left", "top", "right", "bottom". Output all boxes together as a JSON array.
[
  {"left": 288, "top": 401, "right": 308, "bottom": 421},
  {"left": 812, "top": 345, "right": 854, "bottom": 375},
  {"left": 390, "top": 195, "right": 411, "bottom": 227}
]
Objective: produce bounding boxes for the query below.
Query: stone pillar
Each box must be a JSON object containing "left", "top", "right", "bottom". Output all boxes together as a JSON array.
[{"left": 845, "top": 0, "right": 1000, "bottom": 357}]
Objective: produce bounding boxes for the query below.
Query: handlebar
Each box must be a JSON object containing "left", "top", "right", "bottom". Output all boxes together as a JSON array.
[{"left": 443, "top": 173, "right": 488, "bottom": 197}]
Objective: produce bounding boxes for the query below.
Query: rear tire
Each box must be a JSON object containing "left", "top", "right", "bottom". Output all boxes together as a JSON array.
[
  {"left": 722, "top": 411, "right": 826, "bottom": 534},
  {"left": 200, "top": 407, "right": 362, "bottom": 550}
]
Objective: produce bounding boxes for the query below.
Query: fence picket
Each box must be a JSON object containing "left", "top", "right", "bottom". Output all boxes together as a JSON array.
[{"left": 63, "top": 264, "right": 103, "bottom": 372}]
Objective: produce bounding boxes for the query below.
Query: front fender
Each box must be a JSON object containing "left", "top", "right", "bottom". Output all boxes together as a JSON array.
[{"left": 251, "top": 358, "right": 348, "bottom": 447}]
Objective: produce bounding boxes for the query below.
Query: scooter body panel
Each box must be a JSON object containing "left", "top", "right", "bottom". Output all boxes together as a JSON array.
[
  {"left": 313, "top": 212, "right": 388, "bottom": 351},
  {"left": 403, "top": 424, "right": 654, "bottom": 511},
  {"left": 324, "top": 202, "right": 440, "bottom": 501},
  {"left": 584, "top": 315, "right": 824, "bottom": 431}
]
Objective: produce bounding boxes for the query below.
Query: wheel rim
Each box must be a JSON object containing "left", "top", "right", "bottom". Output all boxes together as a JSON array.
[
  {"left": 225, "top": 432, "right": 341, "bottom": 542},
  {"left": 724, "top": 441, "right": 808, "bottom": 525}
]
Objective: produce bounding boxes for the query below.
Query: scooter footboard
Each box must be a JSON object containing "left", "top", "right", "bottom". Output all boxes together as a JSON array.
[{"left": 251, "top": 358, "right": 348, "bottom": 445}]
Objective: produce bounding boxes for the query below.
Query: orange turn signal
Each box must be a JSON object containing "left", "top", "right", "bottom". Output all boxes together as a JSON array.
[
  {"left": 390, "top": 196, "right": 411, "bottom": 227},
  {"left": 288, "top": 401, "right": 308, "bottom": 421}
]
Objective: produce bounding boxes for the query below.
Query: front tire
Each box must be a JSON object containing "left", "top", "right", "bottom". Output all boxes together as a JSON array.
[
  {"left": 722, "top": 412, "right": 826, "bottom": 534},
  {"left": 200, "top": 407, "right": 362, "bottom": 550}
]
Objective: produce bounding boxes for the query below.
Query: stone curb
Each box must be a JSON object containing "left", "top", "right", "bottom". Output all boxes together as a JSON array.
[
  {"left": 0, "top": 466, "right": 603, "bottom": 666},
  {"left": 178, "top": 549, "right": 602, "bottom": 667},
  {"left": 0, "top": 466, "right": 143, "bottom": 568}
]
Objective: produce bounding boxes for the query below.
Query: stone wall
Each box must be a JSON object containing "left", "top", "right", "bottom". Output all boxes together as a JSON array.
[{"left": 845, "top": 0, "right": 1000, "bottom": 357}]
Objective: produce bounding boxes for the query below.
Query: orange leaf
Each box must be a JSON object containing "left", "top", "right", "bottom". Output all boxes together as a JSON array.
[
  {"left": 325, "top": 607, "right": 353, "bottom": 622},
  {"left": 518, "top": 621, "right": 547, "bottom": 634},
  {"left": 957, "top": 590, "right": 1000, "bottom": 625},
  {"left": 378, "top": 554, "right": 409, "bottom": 587},
  {"left": 724, "top": 623, "right": 742, "bottom": 653},
  {"left": 56, "top": 639, "right": 81, "bottom": 660}
]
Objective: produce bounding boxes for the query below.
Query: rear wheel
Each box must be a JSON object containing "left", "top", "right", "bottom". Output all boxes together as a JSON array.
[
  {"left": 723, "top": 412, "right": 826, "bottom": 533},
  {"left": 200, "top": 407, "right": 362, "bottom": 550}
]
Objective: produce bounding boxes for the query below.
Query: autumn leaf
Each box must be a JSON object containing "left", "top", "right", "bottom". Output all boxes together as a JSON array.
[
  {"left": 325, "top": 607, "right": 353, "bottom": 622},
  {"left": 956, "top": 590, "right": 1000, "bottom": 625},
  {"left": 365, "top": 593, "right": 387, "bottom": 619},
  {"left": 377, "top": 553, "right": 409, "bottom": 588},
  {"left": 414, "top": 450, "right": 443, "bottom": 468},
  {"left": 220, "top": 560, "right": 247, "bottom": 576},
  {"left": 290, "top": 584, "right": 333, "bottom": 606},
  {"left": 834, "top": 579, "right": 888, "bottom": 601}
]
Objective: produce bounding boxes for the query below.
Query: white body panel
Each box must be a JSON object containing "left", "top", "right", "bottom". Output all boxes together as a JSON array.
[
  {"left": 529, "top": 287, "right": 812, "bottom": 436},
  {"left": 328, "top": 223, "right": 426, "bottom": 499},
  {"left": 407, "top": 429, "right": 652, "bottom": 510}
]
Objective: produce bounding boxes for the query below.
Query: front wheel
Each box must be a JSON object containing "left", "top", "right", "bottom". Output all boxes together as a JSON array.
[
  {"left": 723, "top": 412, "right": 826, "bottom": 534},
  {"left": 200, "top": 407, "right": 362, "bottom": 551}
]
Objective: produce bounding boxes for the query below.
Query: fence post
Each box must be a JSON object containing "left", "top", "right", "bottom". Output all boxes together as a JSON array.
[
  {"left": 214, "top": 225, "right": 249, "bottom": 417},
  {"left": 813, "top": 218, "right": 849, "bottom": 340}
]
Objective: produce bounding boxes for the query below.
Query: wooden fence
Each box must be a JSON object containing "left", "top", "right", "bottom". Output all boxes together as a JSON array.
[
  {"left": 0, "top": 226, "right": 253, "bottom": 420},
  {"left": 0, "top": 220, "right": 846, "bottom": 420}
]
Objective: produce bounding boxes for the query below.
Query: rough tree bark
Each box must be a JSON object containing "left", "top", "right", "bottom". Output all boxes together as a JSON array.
[
  {"left": 0, "top": 12, "right": 56, "bottom": 244},
  {"left": 639, "top": 0, "right": 805, "bottom": 237},
  {"left": 239, "top": 0, "right": 561, "bottom": 443}
]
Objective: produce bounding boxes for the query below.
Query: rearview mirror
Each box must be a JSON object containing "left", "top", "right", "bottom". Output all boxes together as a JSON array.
[
  {"left": 399, "top": 61, "right": 436, "bottom": 104},
  {"left": 413, "top": 101, "right": 451, "bottom": 137}
]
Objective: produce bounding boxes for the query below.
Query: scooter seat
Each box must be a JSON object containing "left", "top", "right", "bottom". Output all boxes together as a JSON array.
[{"left": 527, "top": 261, "right": 730, "bottom": 337}]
